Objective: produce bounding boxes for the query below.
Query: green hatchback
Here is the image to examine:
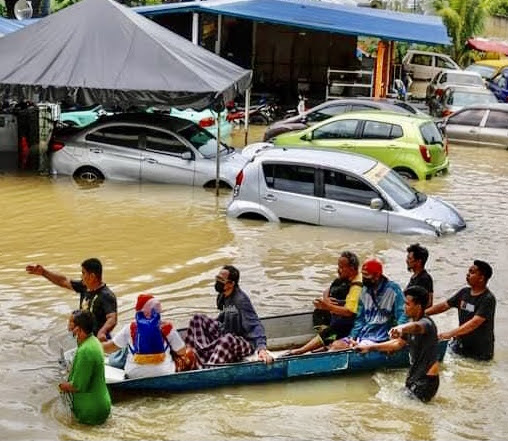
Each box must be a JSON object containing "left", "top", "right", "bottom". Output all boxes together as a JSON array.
[{"left": 272, "top": 111, "right": 449, "bottom": 180}]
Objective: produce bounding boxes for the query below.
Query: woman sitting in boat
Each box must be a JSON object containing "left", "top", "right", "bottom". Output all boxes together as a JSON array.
[
  {"left": 102, "top": 294, "right": 195, "bottom": 378},
  {"left": 185, "top": 265, "right": 273, "bottom": 368}
]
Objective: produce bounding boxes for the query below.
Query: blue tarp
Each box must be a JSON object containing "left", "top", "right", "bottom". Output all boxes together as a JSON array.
[
  {"left": 135, "top": 0, "right": 450, "bottom": 45},
  {"left": 0, "top": 17, "right": 36, "bottom": 37}
]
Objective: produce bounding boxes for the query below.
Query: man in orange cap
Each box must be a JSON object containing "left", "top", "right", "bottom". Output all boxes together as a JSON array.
[{"left": 329, "top": 258, "right": 407, "bottom": 351}]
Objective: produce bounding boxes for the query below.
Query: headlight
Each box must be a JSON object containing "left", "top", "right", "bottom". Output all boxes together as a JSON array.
[{"left": 425, "top": 219, "right": 455, "bottom": 235}]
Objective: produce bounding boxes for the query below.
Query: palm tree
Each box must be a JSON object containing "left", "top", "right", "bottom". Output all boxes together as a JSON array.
[{"left": 433, "top": 0, "right": 488, "bottom": 66}]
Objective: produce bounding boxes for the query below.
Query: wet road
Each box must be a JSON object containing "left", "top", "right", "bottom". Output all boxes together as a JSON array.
[{"left": 0, "top": 129, "right": 507, "bottom": 440}]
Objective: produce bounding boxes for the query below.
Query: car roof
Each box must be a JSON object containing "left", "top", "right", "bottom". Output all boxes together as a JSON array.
[
  {"left": 455, "top": 103, "right": 508, "bottom": 111},
  {"left": 472, "top": 59, "right": 508, "bottom": 68},
  {"left": 78, "top": 112, "right": 194, "bottom": 131},
  {"left": 252, "top": 147, "right": 378, "bottom": 175},
  {"left": 443, "top": 85, "right": 494, "bottom": 94},
  {"left": 406, "top": 49, "right": 451, "bottom": 57},
  {"left": 323, "top": 110, "right": 430, "bottom": 123},
  {"left": 439, "top": 69, "right": 481, "bottom": 77},
  {"left": 312, "top": 98, "right": 413, "bottom": 112}
]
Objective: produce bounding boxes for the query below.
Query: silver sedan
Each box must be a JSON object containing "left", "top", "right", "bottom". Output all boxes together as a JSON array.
[
  {"left": 442, "top": 103, "right": 508, "bottom": 149},
  {"left": 49, "top": 113, "right": 248, "bottom": 187}
]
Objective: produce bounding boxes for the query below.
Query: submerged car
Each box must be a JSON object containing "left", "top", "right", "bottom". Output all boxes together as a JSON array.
[
  {"left": 272, "top": 111, "right": 448, "bottom": 180},
  {"left": 432, "top": 86, "right": 498, "bottom": 117},
  {"left": 465, "top": 59, "right": 508, "bottom": 80},
  {"left": 263, "top": 98, "right": 423, "bottom": 141},
  {"left": 49, "top": 113, "right": 247, "bottom": 187},
  {"left": 227, "top": 148, "right": 465, "bottom": 236},
  {"left": 442, "top": 103, "right": 508, "bottom": 149}
]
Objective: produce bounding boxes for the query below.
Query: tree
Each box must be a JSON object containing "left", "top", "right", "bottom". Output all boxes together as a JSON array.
[
  {"left": 433, "top": 0, "right": 488, "bottom": 66},
  {"left": 488, "top": 0, "right": 508, "bottom": 17}
]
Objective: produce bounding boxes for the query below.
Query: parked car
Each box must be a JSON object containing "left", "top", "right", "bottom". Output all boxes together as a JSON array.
[
  {"left": 442, "top": 103, "right": 508, "bottom": 149},
  {"left": 60, "top": 104, "right": 233, "bottom": 139},
  {"left": 402, "top": 50, "right": 460, "bottom": 81},
  {"left": 48, "top": 113, "right": 247, "bottom": 187},
  {"left": 487, "top": 70, "right": 508, "bottom": 103},
  {"left": 426, "top": 69, "right": 484, "bottom": 111},
  {"left": 227, "top": 148, "right": 465, "bottom": 235},
  {"left": 271, "top": 111, "right": 449, "bottom": 180},
  {"left": 263, "top": 98, "right": 424, "bottom": 141},
  {"left": 465, "top": 58, "right": 508, "bottom": 80},
  {"left": 432, "top": 85, "right": 498, "bottom": 117}
]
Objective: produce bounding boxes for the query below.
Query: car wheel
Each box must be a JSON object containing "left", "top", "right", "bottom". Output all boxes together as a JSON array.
[
  {"left": 203, "top": 180, "right": 232, "bottom": 190},
  {"left": 73, "top": 166, "right": 105, "bottom": 184},
  {"left": 393, "top": 167, "right": 418, "bottom": 180}
]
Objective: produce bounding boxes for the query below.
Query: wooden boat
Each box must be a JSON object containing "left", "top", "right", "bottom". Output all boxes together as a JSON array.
[{"left": 105, "top": 311, "right": 449, "bottom": 392}]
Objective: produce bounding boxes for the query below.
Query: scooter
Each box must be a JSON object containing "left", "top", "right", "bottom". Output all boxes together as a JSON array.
[{"left": 226, "top": 100, "right": 278, "bottom": 125}]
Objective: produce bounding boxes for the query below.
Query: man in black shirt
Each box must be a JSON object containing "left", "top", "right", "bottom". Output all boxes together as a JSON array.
[
  {"left": 26, "top": 258, "right": 117, "bottom": 341},
  {"left": 406, "top": 243, "right": 434, "bottom": 307},
  {"left": 426, "top": 260, "right": 495, "bottom": 361},
  {"left": 355, "top": 286, "right": 439, "bottom": 402}
]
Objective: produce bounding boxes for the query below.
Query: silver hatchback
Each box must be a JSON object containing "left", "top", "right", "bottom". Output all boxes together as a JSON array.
[
  {"left": 227, "top": 148, "right": 465, "bottom": 236},
  {"left": 49, "top": 113, "right": 247, "bottom": 187}
]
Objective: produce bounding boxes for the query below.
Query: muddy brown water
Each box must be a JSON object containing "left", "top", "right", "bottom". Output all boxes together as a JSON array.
[{"left": 0, "top": 126, "right": 506, "bottom": 440}]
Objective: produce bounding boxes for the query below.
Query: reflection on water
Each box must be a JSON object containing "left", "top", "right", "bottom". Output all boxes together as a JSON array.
[{"left": 0, "top": 141, "right": 507, "bottom": 440}]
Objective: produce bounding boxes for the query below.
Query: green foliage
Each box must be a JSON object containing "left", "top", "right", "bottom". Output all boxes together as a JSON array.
[
  {"left": 488, "top": 0, "right": 508, "bottom": 17},
  {"left": 433, "top": 0, "right": 487, "bottom": 66},
  {"left": 0, "top": 0, "right": 6, "bottom": 18}
]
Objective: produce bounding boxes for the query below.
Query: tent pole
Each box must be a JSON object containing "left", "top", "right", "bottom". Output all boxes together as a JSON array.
[
  {"left": 215, "top": 15, "right": 222, "bottom": 55},
  {"left": 192, "top": 13, "right": 199, "bottom": 45},
  {"left": 215, "top": 109, "right": 222, "bottom": 197},
  {"left": 244, "top": 87, "right": 250, "bottom": 146}
]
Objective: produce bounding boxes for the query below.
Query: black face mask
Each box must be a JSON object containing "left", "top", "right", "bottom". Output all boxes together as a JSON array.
[
  {"left": 363, "top": 278, "right": 375, "bottom": 289},
  {"left": 214, "top": 281, "right": 226, "bottom": 294}
]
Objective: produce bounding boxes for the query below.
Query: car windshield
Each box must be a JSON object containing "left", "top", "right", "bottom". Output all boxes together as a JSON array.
[
  {"left": 447, "top": 91, "right": 497, "bottom": 106},
  {"left": 377, "top": 169, "right": 427, "bottom": 209},
  {"left": 447, "top": 73, "right": 484, "bottom": 86},
  {"left": 465, "top": 64, "right": 497, "bottom": 79},
  {"left": 176, "top": 122, "right": 229, "bottom": 157},
  {"left": 420, "top": 121, "right": 443, "bottom": 145}
]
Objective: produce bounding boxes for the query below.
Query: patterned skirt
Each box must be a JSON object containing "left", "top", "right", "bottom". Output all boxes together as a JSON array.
[{"left": 185, "top": 313, "right": 253, "bottom": 368}]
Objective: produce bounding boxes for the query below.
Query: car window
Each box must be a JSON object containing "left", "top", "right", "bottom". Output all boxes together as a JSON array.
[
  {"left": 447, "top": 91, "right": 497, "bottom": 106},
  {"left": 263, "top": 163, "right": 316, "bottom": 196},
  {"left": 307, "top": 104, "right": 348, "bottom": 123},
  {"left": 485, "top": 111, "right": 508, "bottom": 129},
  {"left": 438, "top": 73, "right": 447, "bottom": 84},
  {"left": 448, "top": 73, "right": 484, "bottom": 87},
  {"left": 448, "top": 109, "right": 485, "bottom": 127},
  {"left": 313, "top": 120, "right": 358, "bottom": 140},
  {"left": 436, "top": 57, "right": 456, "bottom": 69},
  {"left": 493, "top": 74, "right": 508, "bottom": 89},
  {"left": 362, "top": 121, "right": 402, "bottom": 140},
  {"left": 85, "top": 125, "right": 141, "bottom": 148},
  {"left": 323, "top": 169, "right": 378, "bottom": 206},
  {"left": 420, "top": 121, "right": 443, "bottom": 144},
  {"left": 377, "top": 169, "right": 422, "bottom": 209},
  {"left": 412, "top": 54, "right": 432, "bottom": 66},
  {"left": 145, "top": 128, "right": 190, "bottom": 156},
  {"left": 175, "top": 121, "right": 227, "bottom": 157},
  {"left": 393, "top": 102, "right": 418, "bottom": 114},
  {"left": 465, "top": 64, "right": 497, "bottom": 79}
]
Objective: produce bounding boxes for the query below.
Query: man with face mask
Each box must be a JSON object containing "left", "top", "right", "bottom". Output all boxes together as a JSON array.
[
  {"left": 185, "top": 265, "right": 273, "bottom": 368},
  {"left": 329, "top": 258, "right": 407, "bottom": 351}
]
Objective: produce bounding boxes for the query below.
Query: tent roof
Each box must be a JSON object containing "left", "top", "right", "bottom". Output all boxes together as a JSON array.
[
  {"left": 0, "top": 0, "right": 251, "bottom": 109},
  {"left": 135, "top": 0, "right": 450, "bottom": 45},
  {"left": 468, "top": 38, "right": 508, "bottom": 56}
]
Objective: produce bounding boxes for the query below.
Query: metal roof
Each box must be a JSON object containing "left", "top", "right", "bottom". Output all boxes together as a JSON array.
[{"left": 134, "top": 0, "right": 450, "bottom": 45}]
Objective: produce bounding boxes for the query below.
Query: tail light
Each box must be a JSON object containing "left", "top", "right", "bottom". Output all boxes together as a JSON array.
[
  {"left": 235, "top": 169, "right": 244, "bottom": 186},
  {"left": 442, "top": 109, "right": 454, "bottom": 117},
  {"left": 199, "top": 117, "right": 215, "bottom": 128},
  {"left": 435, "top": 89, "right": 444, "bottom": 97},
  {"left": 50, "top": 140, "right": 65, "bottom": 152},
  {"left": 419, "top": 145, "right": 432, "bottom": 163}
]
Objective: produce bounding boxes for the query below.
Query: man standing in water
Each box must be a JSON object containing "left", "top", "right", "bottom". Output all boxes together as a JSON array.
[
  {"left": 355, "top": 286, "right": 440, "bottom": 402},
  {"left": 406, "top": 243, "right": 434, "bottom": 307},
  {"left": 426, "top": 260, "right": 496, "bottom": 361},
  {"left": 59, "top": 310, "right": 111, "bottom": 425},
  {"left": 26, "top": 258, "right": 117, "bottom": 341}
]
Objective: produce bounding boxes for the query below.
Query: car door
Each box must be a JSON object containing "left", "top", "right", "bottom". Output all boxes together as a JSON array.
[
  {"left": 309, "top": 119, "right": 360, "bottom": 151},
  {"left": 351, "top": 120, "right": 404, "bottom": 166},
  {"left": 444, "top": 109, "right": 487, "bottom": 147},
  {"left": 84, "top": 125, "right": 143, "bottom": 180},
  {"left": 318, "top": 168, "right": 388, "bottom": 231},
  {"left": 141, "top": 127, "right": 195, "bottom": 185},
  {"left": 261, "top": 163, "right": 319, "bottom": 225},
  {"left": 477, "top": 110, "right": 508, "bottom": 149}
]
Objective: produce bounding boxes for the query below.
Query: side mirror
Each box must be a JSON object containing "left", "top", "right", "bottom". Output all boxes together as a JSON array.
[
  {"left": 181, "top": 151, "right": 194, "bottom": 161},
  {"left": 301, "top": 132, "right": 312, "bottom": 141},
  {"left": 370, "top": 198, "right": 384, "bottom": 210}
]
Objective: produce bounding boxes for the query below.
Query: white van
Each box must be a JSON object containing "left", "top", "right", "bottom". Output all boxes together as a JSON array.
[{"left": 403, "top": 50, "right": 460, "bottom": 81}]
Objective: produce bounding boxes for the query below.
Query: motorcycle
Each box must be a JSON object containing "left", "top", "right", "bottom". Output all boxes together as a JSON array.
[{"left": 226, "top": 99, "right": 278, "bottom": 125}]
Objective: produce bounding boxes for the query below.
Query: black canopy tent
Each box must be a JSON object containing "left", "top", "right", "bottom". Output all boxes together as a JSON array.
[{"left": 0, "top": 0, "right": 251, "bottom": 193}]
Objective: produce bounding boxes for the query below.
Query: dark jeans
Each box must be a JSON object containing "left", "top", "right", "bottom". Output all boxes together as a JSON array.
[{"left": 406, "top": 375, "right": 439, "bottom": 403}]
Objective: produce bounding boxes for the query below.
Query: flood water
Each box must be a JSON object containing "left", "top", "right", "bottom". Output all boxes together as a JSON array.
[{"left": 1, "top": 127, "right": 507, "bottom": 440}]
